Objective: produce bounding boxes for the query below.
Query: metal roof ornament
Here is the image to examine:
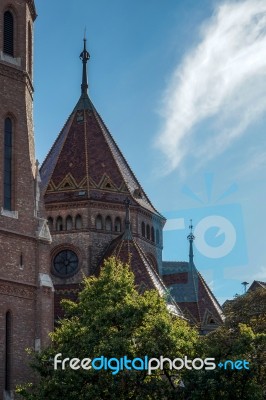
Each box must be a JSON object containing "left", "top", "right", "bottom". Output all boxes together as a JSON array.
[
  {"left": 80, "top": 37, "right": 90, "bottom": 95},
  {"left": 187, "top": 219, "right": 195, "bottom": 266}
]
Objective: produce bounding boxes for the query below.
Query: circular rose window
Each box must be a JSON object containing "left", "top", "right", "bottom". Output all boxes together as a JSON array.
[{"left": 53, "top": 250, "right": 79, "bottom": 277}]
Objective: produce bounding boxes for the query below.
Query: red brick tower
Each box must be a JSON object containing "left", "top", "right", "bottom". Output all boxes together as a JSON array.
[
  {"left": 0, "top": 1, "right": 54, "bottom": 398},
  {"left": 40, "top": 40, "right": 166, "bottom": 318}
]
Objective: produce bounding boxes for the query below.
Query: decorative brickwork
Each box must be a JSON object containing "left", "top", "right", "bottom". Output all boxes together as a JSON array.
[
  {"left": 0, "top": 2, "right": 54, "bottom": 398},
  {"left": 40, "top": 41, "right": 166, "bottom": 320}
]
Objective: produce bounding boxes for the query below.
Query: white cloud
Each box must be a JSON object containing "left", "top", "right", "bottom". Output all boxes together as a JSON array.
[{"left": 155, "top": 0, "right": 266, "bottom": 174}]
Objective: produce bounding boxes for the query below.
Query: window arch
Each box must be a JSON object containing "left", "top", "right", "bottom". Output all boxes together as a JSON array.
[
  {"left": 105, "top": 216, "right": 112, "bottom": 231},
  {"left": 146, "top": 224, "right": 150, "bottom": 240},
  {"left": 56, "top": 216, "right": 63, "bottom": 231},
  {"left": 47, "top": 217, "right": 53, "bottom": 231},
  {"left": 4, "top": 11, "right": 14, "bottom": 56},
  {"left": 75, "top": 215, "right": 82, "bottom": 229},
  {"left": 28, "top": 22, "right": 32, "bottom": 76},
  {"left": 114, "top": 217, "right": 121, "bottom": 232},
  {"left": 5, "top": 311, "right": 12, "bottom": 391},
  {"left": 151, "top": 227, "right": 155, "bottom": 242},
  {"left": 66, "top": 215, "right": 73, "bottom": 230},
  {"left": 95, "top": 214, "right": 103, "bottom": 230},
  {"left": 141, "top": 221, "right": 145, "bottom": 237},
  {"left": 4, "top": 118, "right": 13, "bottom": 210}
]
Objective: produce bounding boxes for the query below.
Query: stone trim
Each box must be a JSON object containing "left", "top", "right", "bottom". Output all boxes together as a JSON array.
[
  {"left": 0, "top": 208, "right": 18, "bottom": 219},
  {"left": 0, "top": 51, "right": 21, "bottom": 67}
]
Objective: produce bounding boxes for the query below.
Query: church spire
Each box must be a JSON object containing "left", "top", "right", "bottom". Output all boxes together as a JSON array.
[
  {"left": 79, "top": 37, "right": 90, "bottom": 95},
  {"left": 187, "top": 219, "right": 195, "bottom": 266}
]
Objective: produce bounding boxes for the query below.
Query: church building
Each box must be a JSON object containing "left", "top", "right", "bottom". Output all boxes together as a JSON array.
[
  {"left": 0, "top": 1, "right": 54, "bottom": 399},
  {"left": 39, "top": 38, "right": 223, "bottom": 332},
  {"left": 0, "top": 1, "right": 223, "bottom": 398}
]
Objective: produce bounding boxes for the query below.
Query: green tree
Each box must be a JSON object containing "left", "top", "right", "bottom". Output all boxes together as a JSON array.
[
  {"left": 183, "top": 289, "right": 266, "bottom": 400},
  {"left": 17, "top": 257, "right": 197, "bottom": 400},
  {"left": 224, "top": 288, "right": 266, "bottom": 333}
]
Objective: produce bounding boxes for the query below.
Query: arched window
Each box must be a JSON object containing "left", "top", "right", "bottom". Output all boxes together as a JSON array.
[
  {"left": 47, "top": 217, "right": 53, "bottom": 231},
  {"left": 146, "top": 224, "right": 150, "bottom": 240},
  {"left": 4, "top": 11, "right": 14, "bottom": 56},
  {"left": 105, "top": 216, "right": 112, "bottom": 231},
  {"left": 75, "top": 215, "right": 82, "bottom": 229},
  {"left": 141, "top": 222, "right": 145, "bottom": 237},
  {"left": 95, "top": 215, "right": 103, "bottom": 230},
  {"left": 151, "top": 227, "right": 155, "bottom": 242},
  {"left": 56, "top": 216, "right": 63, "bottom": 231},
  {"left": 156, "top": 229, "right": 160, "bottom": 245},
  {"left": 114, "top": 217, "right": 121, "bottom": 232},
  {"left": 5, "top": 311, "right": 12, "bottom": 391},
  {"left": 28, "top": 22, "right": 32, "bottom": 76},
  {"left": 4, "top": 118, "right": 13, "bottom": 210},
  {"left": 66, "top": 215, "right": 73, "bottom": 230}
]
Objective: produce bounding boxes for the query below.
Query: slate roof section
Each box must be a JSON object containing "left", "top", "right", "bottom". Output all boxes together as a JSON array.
[
  {"left": 162, "top": 261, "right": 224, "bottom": 330},
  {"left": 40, "top": 92, "right": 163, "bottom": 219}
]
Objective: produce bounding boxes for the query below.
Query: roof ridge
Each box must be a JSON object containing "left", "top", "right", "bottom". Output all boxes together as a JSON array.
[
  {"left": 197, "top": 270, "right": 224, "bottom": 321},
  {"left": 90, "top": 100, "right": 164, "bottom": 219},
  {"left": 41, "top": 112, "right": 73, "bottom": 168},
  {"left": 40, "top": 112, "right": 75, "bottom": 192},
  {"left": 132, "top": 238, "right": 183, "bottom": 316},
  {"left": 189, "top": 264, "right": 202, "bottom": 324}
]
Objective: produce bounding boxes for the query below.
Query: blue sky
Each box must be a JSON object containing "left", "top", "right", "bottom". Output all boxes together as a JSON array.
[{"left": 34, "top": 0, "right": 266, "bottom": 304}]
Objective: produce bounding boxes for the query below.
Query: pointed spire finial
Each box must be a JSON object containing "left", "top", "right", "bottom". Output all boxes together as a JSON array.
[
  {"left": 187, "top": 219, "right": 195, "bottom": 266},
  {"left": 79, "top": 35, "right": 90, "bottom": 96}
]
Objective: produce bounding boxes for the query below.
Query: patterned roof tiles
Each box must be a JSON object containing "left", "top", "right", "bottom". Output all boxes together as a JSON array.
[
  {"left": 98, "top": 232, "right": 183, "bottom": 318},
  {"left": 40, "top": 93, "right": 164, "bottom": 220}
]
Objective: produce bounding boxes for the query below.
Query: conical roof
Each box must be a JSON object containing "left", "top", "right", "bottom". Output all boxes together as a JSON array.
[
  {"left": 40, "top": 42, "right": 163, "bottom": 219},
  {"left": 162, "top": 261, "right": 224, "bottom": 330},
  {"left": 162, "top": 224, "right": 224, "bottom": 331},
  {"left": 95, "top": 199, "right": 182, "bottom": 317},
  {"left": 98, "top": 227, "right": 183, "bottom": 318}
]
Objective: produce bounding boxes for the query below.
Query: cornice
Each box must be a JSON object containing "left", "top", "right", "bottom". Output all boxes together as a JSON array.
[
  {"left": 0, "top": 279, "right": 36, "bottom": 300},
  {"left": 26, "top": 0, "right": 37, "bottom": 21}
]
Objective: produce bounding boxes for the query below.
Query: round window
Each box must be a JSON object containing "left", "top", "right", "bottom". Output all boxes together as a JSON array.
[{"left": 53, "top": 249, "right": 79, "bottom": 277}]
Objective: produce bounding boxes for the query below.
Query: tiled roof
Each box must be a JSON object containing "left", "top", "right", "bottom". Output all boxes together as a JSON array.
[
  {"left": 248, "top": 280, "right": 266, "bottom": 292},
  {"left": 162, "top": 261, "right": 224, "bottom": 328},
  {"left": 98, "top": 229, "right": 183, "bottom": 318},
  {"left": 40, "top": 93, "right": 164, "bottom": 219}
]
